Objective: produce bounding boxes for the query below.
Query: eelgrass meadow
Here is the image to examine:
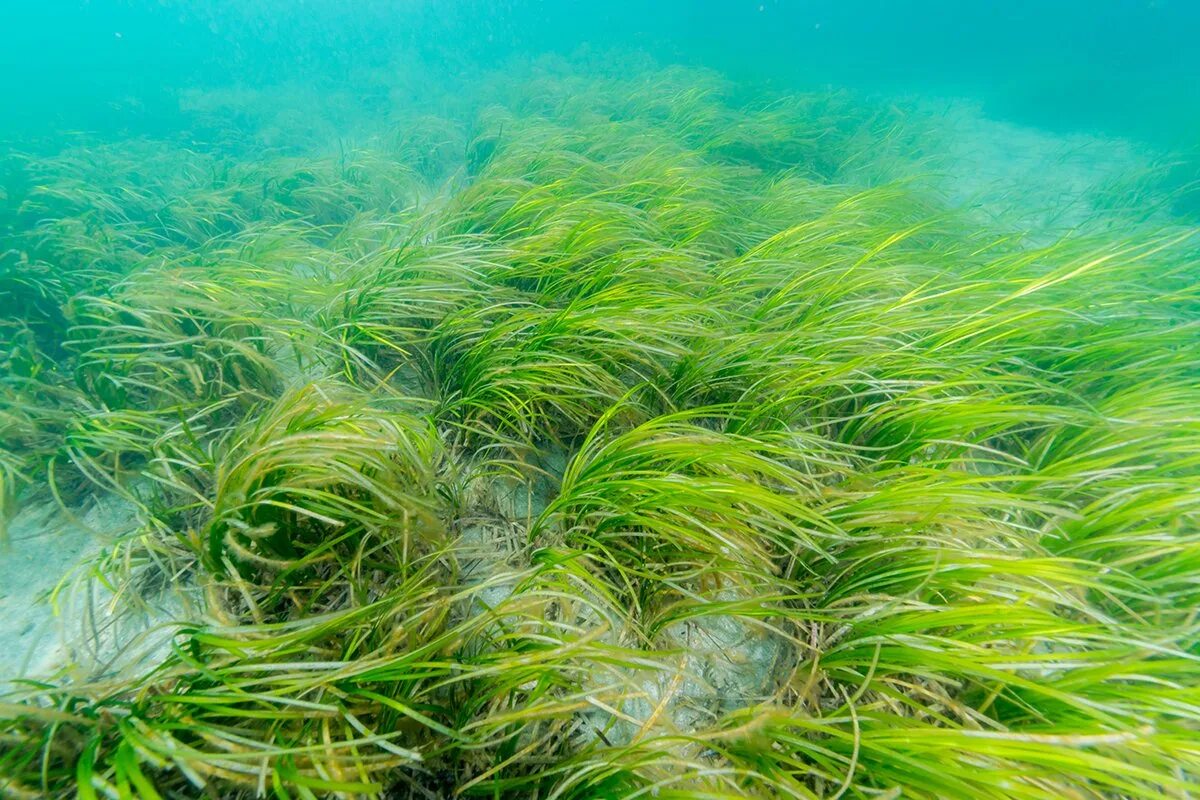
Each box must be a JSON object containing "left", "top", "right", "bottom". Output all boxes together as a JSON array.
[{"left": 2, "top": 30, "right": 1200, "bottom": 800}]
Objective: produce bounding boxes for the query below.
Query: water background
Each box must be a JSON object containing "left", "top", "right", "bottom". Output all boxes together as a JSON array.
[{"left": 2, "top": 1, "right": 1199, "bottom": 146}]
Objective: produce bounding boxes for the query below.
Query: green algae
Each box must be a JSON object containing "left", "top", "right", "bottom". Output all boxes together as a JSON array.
[{"left": 1, "top": 56, "right": 1199, "bottom": 799}]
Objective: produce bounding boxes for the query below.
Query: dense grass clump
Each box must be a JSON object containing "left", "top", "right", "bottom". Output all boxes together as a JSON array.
[{"left": 1, "top": 56, "right": 1199, "bottom": 798}]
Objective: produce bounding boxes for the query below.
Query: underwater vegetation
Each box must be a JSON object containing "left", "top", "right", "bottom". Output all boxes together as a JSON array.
[{"left": 1, "top": 57, "right": 1199, "bottom": 799}]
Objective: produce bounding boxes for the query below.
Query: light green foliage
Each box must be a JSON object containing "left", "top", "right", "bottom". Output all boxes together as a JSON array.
[{"left": 1, "top": 55, "right": 1198, "bottom": 799}]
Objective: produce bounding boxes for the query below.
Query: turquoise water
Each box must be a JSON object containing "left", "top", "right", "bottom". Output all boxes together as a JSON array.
[{"left": 3, "top": 1, "right": 1200, "bottom": 143}]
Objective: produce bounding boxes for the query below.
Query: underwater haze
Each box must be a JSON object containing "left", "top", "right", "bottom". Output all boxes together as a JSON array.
[
  {"left": 3, "top": 2, "right": 1200, "bottom": 798},
  {"left": 5, "top": 1, "right": 1200, "bottom": 142}
]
